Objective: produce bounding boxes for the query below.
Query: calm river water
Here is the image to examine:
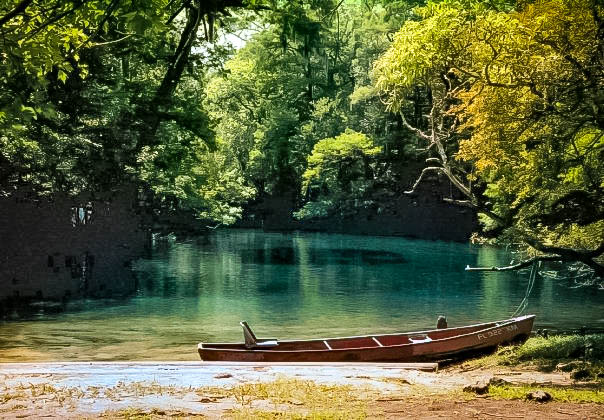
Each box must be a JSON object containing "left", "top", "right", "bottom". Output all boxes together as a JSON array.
[{"left": 1, "top": 229, "right": 603, "bottom": 361}]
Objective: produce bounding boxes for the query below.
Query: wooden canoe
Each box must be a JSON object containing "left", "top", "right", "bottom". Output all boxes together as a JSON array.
[{"left": 197, "top": 314, "right": 535, "bottom": 362}]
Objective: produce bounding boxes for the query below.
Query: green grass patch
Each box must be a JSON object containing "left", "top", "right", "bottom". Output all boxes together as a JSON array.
[
  {"left": 101, "top": 408, "right": 205, "bottom": 419},
  {"left": 489, "top": 385, "right": 604, "bottom": 404},
  {"left": 0, "top": 382, "right": 85, "bottom": 404},
  {"left": 227, "top": 377, "right": 365, "bottom": 407},
  {"left": 102, "top": 408, "right": 153, "bottom": 419},
  {"left": 229, "top": 408, "right": 366, "bottom": 420},
  {"left": 514, "top": 335, "right": 604, "bottom": 361},
  {"left": 224, "top": 378, "right": 367, "bottom": 419},
  {"left": 463, "top": 334, "right": 604, "bottom": 379}
]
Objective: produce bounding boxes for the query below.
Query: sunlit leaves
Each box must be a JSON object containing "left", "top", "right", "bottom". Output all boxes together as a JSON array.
[
  {"left": 296, "top": 129, "right": 382, "bottom": 218},
  {"left": 206, "top": 1, "right": 413, "bottom": 208},
  {"left": 374, "top": 0, "right": 604, "bottom": 250},
  {"left": 373, "top": 2, "right": 472, "bottom": 111},
  {"left": 453, "top": 0, "right": 604, "bottom": 241},
  {"left": 137, "top": 137, "right": 255, "bottom": 224}
]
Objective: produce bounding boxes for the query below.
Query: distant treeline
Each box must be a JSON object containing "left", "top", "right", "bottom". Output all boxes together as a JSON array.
[{"left": 0, "top": 0, "right": 602, "bottom": 275}]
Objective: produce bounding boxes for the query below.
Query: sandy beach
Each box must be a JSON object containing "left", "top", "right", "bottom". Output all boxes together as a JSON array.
[{"left": 1, "top": 361, "right": 602, "bottom": 419}]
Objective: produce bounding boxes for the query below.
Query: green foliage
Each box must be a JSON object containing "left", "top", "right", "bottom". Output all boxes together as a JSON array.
[
  {"left": 374, "top": 0, "right": 604, "bottom": 261},
  {"left": 206, "top": 1, "right": 418, "bottom": 218},
  {"left": 513, "top": 335, "right": 604, "bottom": 361},
  {"left": 0, "top": 0, "right": 258, "bottom": 223},
  {"left": 374, "top": 1, "right": 471, "bottom": 111},
  {"left": 295, "top": 129, "right": 381, "bottom": 218},
  {"left": 138, "top": 138, "right": 255, "bottom": 224},
  {"left": 0, "top": 0, "right": 169, "bottom": 125},
  {"left": 466, "top": 334, "right": 604, "bottom": 379},
  {"left": 0, "top": 0, "right": 171, "bottom": 192}
]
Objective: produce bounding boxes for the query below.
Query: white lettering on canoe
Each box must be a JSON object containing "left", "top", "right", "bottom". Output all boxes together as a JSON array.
[{"left": 477, "top": 324, "right": 518, "bottom": 341}]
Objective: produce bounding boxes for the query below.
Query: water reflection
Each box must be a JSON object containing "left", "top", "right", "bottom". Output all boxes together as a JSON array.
[
  {"left": 1, "top": 229, "right": 603, "bottom": 361},
  {"left": 240, "top": 247, "right": 406, "bottom": 266}
]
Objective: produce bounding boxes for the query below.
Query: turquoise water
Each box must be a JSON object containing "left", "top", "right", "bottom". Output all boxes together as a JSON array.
[{"left": 1, "top": 229, "right": 603, "bottom": 361}]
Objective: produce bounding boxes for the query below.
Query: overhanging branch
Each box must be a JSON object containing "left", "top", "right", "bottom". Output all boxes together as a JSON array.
[
  {"left": 400, "top": 111, "right": 432, "bottom": 141},
  {"left": 523, "top": 237, "right": 604, "bottom": 277},
  {"left": 466, "top": 239, "right": 604, "bottom": 278},
  {"left": 465, "top": 255, "right": 560, "bottom": 271}
]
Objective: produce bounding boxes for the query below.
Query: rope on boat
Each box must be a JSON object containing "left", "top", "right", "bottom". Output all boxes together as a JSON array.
[{"left": 511, "top": 260, "right": 539, "bottom": 317}]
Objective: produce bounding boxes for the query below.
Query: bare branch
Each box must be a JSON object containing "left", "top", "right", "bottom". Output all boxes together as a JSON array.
[
  {"left": 442, "top": 198, "right": 474, "bottom": 208},
  {"left": 77, "top": 0, "right": 121, "bottom": 51},
  {"left": 484, "top": 61, "right": 544, "bottom": 98},
  {"left": 451, "top": 65, "right": 480, "bottom": 79},
  {"left": 167, "top": 0, "right": 189, "bottom": 24},
  {"left": 91, "top": 34, "right": 134, "bottom": 47},
  {"left": 322, "top": 0, "right": 345, "bottom": 22},
  {"left": 465, "top": 255, "right": 560, "bottom": 272},
  {"left": 400, "top": 112, "right": 432, "bottom": 141},
  {"left": 525, "top": 237, "right": 604, "bottom": 259},
  {"left": 538, "top": 38, "right": 592, "bottom": 81},
  {"left": 520, "top": 237, "right": 604, "bottom": 278},
  {"left": 403, "top": 166, "right": 445, "bottom": 195}
]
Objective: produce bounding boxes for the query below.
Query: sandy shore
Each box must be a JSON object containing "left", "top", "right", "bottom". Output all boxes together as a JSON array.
[{"left": 1, "top": 361, "right": 602, "bottom": 418}]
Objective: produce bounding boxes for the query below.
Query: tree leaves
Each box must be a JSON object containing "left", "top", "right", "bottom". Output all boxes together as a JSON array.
[
  {"left": 296, "top": 129, "right": 381, "bottom": 218},
  {"left": 375, "top": 0, "right": 604, "bottom": 259}
]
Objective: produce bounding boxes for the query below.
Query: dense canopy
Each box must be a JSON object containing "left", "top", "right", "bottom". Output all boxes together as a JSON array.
[
  {"left": 375, "top": 0, "right": 603, "bottom": 275},
  {"left": 1, "top": 0, "right": 602, "bottom": 277}
]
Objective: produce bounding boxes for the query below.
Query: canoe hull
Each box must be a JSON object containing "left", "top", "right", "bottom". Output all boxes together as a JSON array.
[{"left": 198, "top": 315, "right": 535, "bottom": 363}]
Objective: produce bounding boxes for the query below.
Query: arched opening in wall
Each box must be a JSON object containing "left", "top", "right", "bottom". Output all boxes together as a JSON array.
[{"left": 71, "top": 202, "right": 94, "bottom": 227}]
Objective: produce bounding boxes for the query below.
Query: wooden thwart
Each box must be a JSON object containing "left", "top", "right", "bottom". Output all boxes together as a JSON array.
[{"left": 372, "top": 337, "right": 384, "bottom": 347}]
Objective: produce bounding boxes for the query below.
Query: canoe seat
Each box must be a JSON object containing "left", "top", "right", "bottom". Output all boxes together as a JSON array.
[
  {"left": 240, "top": 321, "right": 278, "bottom": 349},
  {"left": 409, "top": 335, "right": 432, "bottom": 344}
]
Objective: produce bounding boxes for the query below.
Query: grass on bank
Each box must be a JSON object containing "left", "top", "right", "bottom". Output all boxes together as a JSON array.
[
  {"left": 99, "top": 408, "right": 206, "bottom": 419},
  {"left": 488, "top": 384, "right": 604, "bottom": 403},
  {"left": 463, "top": 334, "right": 604, "bottom": 380},
  {"left": 98, "top": 378, "right": 368, "bottom": 419},
  {"left": 4, "top": 336, "right": 604, "bottom": 418},
  {"left": 225, "top": 378, "right": 367, "bottom": 419},
  {"left": 462, "top": 334, "right": 604, "bottom": 404},
  {"left": 2, "top": 378, "right": 368, "bottom": 419}
]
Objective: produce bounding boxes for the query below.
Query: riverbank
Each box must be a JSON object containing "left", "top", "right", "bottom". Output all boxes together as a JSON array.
[
  {"left": 3, "top": 334, "right": 604, "bottom": 419},
  {"left": 2, "top": 334, "right": 603, "bottom": 418},
  {"left": 1, "top": 360, "right": 602, "bottom": 419}
]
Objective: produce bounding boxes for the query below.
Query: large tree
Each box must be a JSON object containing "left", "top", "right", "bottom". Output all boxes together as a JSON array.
[
  {"left": 374, "top": 0, "right": 604, "bottom": 276},
  {"left": 0, "top": 0, "right": 336, "bottom": 221},
  {"left": 205, "top": 1, "right": 422, "bottom": 212}
]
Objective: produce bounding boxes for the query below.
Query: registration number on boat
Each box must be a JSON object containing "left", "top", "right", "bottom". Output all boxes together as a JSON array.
[{"left": 477, "top": 324, "right": 518, "bottom": 341}]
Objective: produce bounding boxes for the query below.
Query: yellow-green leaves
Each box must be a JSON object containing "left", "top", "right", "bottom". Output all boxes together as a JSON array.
[
  {"left": 296, "top": 130, "right": 381, "bottom": 219},
  {"left": 374, "top": 0, "right": 604, "bottom": 247},
  {"left": 303, "top": 129, "right": 381, "bottom": 190},
  {"left": 57, "top": 70, "right": 67, "bottom": 84},
  {"left": 373, "top": 3, "right": 472, "bottom": 112}
]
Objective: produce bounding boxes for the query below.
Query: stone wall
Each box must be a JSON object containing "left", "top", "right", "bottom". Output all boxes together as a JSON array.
[
  {"left": 236, "top": 175, "right": 477, "bottom": 242},
  {"left": 0, "top": 187, "right": 150, "bottom": 305}
]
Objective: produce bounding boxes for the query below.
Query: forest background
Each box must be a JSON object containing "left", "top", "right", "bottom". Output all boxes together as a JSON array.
[{"left": 0, "top": 0, "right": 602, "bottom": 280}]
